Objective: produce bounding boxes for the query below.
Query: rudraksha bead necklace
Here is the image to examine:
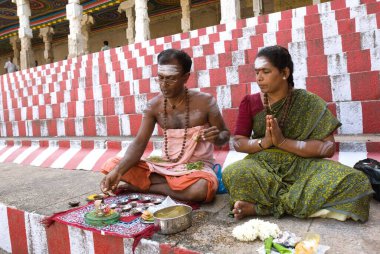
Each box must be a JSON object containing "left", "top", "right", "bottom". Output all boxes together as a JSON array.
[{"left": 163, "top": 87, "right": 189, "bottom": 163}]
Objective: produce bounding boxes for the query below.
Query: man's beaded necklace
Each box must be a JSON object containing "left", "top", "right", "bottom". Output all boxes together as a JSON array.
[{"left": 163, "top": 87, "right": 189, "bottom": 163}]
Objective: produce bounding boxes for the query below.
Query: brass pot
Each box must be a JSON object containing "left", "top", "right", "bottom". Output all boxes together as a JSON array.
[{"left": 153, "top": 204, "right": 192, "bottom": 234}]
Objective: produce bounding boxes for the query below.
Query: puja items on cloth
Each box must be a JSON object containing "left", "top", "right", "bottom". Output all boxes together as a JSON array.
[{"left": 84, "top": 199, "right": 120, "bottom": 226}]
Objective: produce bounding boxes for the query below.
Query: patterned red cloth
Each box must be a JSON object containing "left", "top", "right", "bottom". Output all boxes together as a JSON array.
[
  {"left": 42, "top": 193, "right": 200, "bottom": 253},
  {"left": 234, "top": 93, "right": 264, "bottom": 137}
]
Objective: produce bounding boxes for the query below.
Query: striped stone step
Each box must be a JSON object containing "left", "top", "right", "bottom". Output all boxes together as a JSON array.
[
  {"left": 2, "top": 25, "right": 379, "bottom": 99},
  {"left": 1, "top": 50, "right": 379, "bottom": 116},
  {"left": 0, "top": 72, "right": 379, "bottom": 125},
  {"left": 0, "top": 137, "right": 379, "bottom": 171},
  {"left": 5, "top": 13, "right": 376, "bottom": 90},
  {"left": 0, "top": 98, "right": 379, "bottom": 138},
  {"left": 0, "top": 0, "right": 376, "bottom": 79},
  {"left": 1, "top": 2, "right": 378, "bottom": 89}
]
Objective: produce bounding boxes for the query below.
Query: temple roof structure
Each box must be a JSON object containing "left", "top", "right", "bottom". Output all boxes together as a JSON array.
[{"left": 0, "top": 0, "right": 212, "bottom": 55}]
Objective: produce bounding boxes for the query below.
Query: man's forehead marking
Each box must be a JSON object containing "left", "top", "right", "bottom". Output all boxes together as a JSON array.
[{"left": 158, "top": 64, "right": 181, "bottom": 75}]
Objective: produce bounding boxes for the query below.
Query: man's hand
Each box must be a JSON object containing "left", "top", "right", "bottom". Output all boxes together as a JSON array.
[
  {"left": 268, "top": 116, "right": 285, "bottom": 147},
  {"left": 100, "top": 169, "right": 122, "bottom": 194},
  {"left": 201, "top": 126, "right": 220, "bottom": 143}
]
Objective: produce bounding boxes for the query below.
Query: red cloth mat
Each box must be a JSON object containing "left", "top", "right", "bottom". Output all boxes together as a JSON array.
[{"left": 41, "top": 193, "right": 199, "bottom": 252}]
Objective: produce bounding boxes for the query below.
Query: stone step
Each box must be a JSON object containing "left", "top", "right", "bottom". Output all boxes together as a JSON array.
[
  {"left": 1, "top": 79, "right": 379, "bottom": 129},
  {"left": 0, "top": 97, "right": 379, "bottom": 138},
  {"left": 0, "top": 165, "right": 200, "bottom": 254},
  {"left": 1, "top": 2, "right": 379, "bottom": 87},
  {"left": 0, "top": 136, "right": 379, "bottom": 171},
  {"left": 1, "top": 26, "right": 379, "bottom": 93},
  {"left": 1, "top": 44, "right": 379, "bottom": 110},
  {"left": 4, "top": 11, "right": 379, "bottom": 88},
  {"left": 1, "top": 162, "right": 379, "bottom": 254}
]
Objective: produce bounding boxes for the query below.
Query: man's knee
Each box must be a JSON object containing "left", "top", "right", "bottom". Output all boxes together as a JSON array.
[
  {"left": 101, "top": 157, "right": 121, "bottom": 175},
  {"left": 188, "top": 179, "right": 208, "bottom": 202}
]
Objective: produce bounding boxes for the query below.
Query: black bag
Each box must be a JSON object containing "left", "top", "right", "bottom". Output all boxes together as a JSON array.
[{"left": 353, "top": 158, "right": 380, "bottom": 201}]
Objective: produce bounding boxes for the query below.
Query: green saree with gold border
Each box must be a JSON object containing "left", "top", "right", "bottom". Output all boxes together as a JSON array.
[{"left": 222, "top": 89, "right": 373, "bottom": 222}]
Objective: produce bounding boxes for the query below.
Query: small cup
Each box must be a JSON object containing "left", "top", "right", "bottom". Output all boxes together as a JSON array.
[
  {"left": 129, "top": 194, "right": 140, "bottom": 201},
  {"left": 144, "top": 203, "right": 154, "bottom": 208},
  {"left": 141, "top": 197, "right": 151, "bottom": 203},
  {"left": 131, "top": 207, "right": 143, "bottom": 215},
  {"left": 68, "top": 201, "right": 80, "bottom": 207},
  {"left": 119, "top": 199, "right": 129, "bottom": 205},
  {"left": 130, "top": 201, "right": 138, "bottom": 207},
  {"left": 122, "top": 204, "right": 132, "bottom": 212},
  {"left": 153, "top": 198, "right": 163, "bottom": 205},
  {"left": 95, "top": 194, "right": 106, "bottom": 200}
]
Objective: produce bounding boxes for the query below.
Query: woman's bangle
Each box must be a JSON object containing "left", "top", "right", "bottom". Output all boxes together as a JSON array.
[
  {"left": 278, "top": 138, "right": 287, "bottom": 147},
  {"left": 258, "top": 139, "right": 264, "bottom": 150}
]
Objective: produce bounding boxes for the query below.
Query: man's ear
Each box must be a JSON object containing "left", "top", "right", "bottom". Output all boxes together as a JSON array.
[{"left": 183, "top": 72, "right": 191, "bottom": 83}]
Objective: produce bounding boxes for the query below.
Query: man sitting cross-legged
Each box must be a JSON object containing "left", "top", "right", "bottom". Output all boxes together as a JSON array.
[{"left": 100, "top": 49, "right": 230, "bottom": 203}]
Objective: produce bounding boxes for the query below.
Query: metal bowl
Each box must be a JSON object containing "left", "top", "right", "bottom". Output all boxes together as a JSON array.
[{"left": 153, "top": 204, "right": 192, "bottom": 235}]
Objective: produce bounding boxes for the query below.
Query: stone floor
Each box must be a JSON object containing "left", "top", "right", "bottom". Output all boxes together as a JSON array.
[{"left": 0, "top": 162, "right": 379, "bottom": 254}]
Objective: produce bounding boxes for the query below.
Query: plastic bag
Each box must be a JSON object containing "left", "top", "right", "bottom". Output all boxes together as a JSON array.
[
  {"left": 353, "top": 158, "right": 380, "bottom": 201},
  {"left": 213, "top": 164, "right": 228, "bottom": 194}
]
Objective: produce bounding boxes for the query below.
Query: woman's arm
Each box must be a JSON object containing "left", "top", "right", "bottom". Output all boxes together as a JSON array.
[
  {"left": 234, "top": 115, "right": 273, "bottom": 153},
  {"left": 268, "top": 116, "right": 336, "bottom": 158},
  {"left": 277, "top": 135, "right": 336, "bottom": 158},
  {"left": 233, "top": 135, "right": 263, "bottom": 153}
]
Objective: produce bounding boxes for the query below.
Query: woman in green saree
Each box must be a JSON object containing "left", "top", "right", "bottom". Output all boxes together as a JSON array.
[{"left": 222, "top": 45, "right": 373, "bottom": 222}]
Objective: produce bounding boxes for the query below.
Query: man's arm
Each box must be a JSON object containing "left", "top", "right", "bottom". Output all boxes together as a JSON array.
[
  {"left": 101, "top": 103, "right": 156, "bottom": 192},
  {"left": 204, "top": 96, "right": 230, "bottom": 146}
]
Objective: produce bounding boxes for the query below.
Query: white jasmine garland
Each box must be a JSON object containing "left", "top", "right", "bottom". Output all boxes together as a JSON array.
[{"left": 232, "top": 219, "right": 281, "bottom": 242}]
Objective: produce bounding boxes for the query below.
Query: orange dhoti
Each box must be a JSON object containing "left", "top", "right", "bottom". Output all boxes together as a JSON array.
[
  {"left": 101, "top": 126, "right": 218, "bottom": 203},
  {"left": 101, "top": 158, "right": 217, "bottom": 202}
]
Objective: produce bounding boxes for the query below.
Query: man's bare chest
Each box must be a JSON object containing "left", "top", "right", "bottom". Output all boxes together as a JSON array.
[{"left": 155, "top": 108, "right": 208, "bottom": 129}]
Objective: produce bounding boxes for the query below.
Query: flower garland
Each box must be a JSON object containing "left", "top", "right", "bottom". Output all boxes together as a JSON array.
[{"left": 232, "top": 219, "right": 281, "bottom": 242}]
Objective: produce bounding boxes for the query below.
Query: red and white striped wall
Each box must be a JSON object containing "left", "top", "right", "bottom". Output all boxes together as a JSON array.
[
  {"left": 0, "top": 203, "right": 200, "bottom": 254},
  {"left": 0, "top": 0, "right": 379, "bottom": 253},
  {"left": 0, "top": 0, "right": 378, "bottom": 141}
]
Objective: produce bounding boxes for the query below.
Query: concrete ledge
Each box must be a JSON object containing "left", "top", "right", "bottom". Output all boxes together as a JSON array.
[{"left": 0, "top": 162, "right": 379, "bottom": 253}]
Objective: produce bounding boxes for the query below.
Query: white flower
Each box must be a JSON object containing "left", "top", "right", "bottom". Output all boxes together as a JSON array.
[{"left": 232, "top": 219, "right": 281, "bottom": 242}]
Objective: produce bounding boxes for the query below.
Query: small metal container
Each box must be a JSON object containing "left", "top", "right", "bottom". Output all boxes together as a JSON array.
[
  {"left": 119, "top": 199, "right": 129, "bottom": 205},
  {"left": 122, "top": 204, "right": 132, "bottom": 212},
  {"left": 152, "top": 198, "right": 163, "bottom": 205},
  {"left": 131, "top": 207, "right": 143, "bottom": 215},
  {"left": 129, "top": 194, "right": 140, "bottom": 201},
  {"left": 153, "top": 204, "right": 192, "bottom": 235},
  {"left": 141, "top": 196, "right": 152, "bottom": 203}
]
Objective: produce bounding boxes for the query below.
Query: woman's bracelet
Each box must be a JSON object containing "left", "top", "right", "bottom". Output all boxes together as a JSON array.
[
  {"left": 258, "top": 139, "right": 264, "bottom": 150},
  {"left": 278, "top": 138, "right": 287, "bottom": 147}
]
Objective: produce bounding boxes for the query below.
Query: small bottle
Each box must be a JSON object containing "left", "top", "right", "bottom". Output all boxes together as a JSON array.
[{"left": 295, "top": 233, "right": 320, "bottom": 254}]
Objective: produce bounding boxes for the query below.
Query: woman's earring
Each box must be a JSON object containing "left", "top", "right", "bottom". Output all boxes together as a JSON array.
[{"left": 283, "top": 76, "right": 286, "bottom": 80}]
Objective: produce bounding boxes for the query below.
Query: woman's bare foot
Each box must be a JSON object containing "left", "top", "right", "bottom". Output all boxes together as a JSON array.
[{"left": 232, "top": 200, "right": 256, "bottom": 220}]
